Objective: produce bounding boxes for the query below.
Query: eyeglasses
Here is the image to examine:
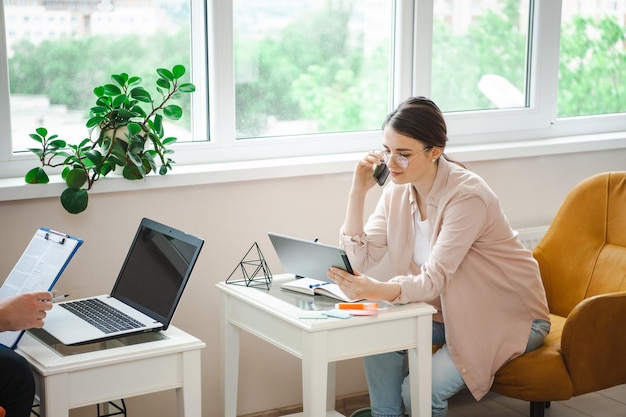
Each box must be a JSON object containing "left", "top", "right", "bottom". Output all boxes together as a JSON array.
[{"left": 379, "top": 147, "right": 431, "bottom": 169}]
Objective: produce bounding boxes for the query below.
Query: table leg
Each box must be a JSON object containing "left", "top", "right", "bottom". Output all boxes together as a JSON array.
[
  {"left": 176, "top": 349, "right": 203, "bottom": 417},
  {"left": 221, "top": 298, "right": 241, "bottom": 417},
  {"left": 408, "top": 315, "right": 432, "bottom": 417},
  {"left": 301, "top": 331, "right": 331, "bottom": 417},
  {"left": 38, "top": 373, "right": 70, "bottom": 417}
]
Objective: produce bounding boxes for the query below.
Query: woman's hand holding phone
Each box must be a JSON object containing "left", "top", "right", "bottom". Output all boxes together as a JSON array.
[{"left": 373, "top": 161, "right": 390, "bottom": 186}]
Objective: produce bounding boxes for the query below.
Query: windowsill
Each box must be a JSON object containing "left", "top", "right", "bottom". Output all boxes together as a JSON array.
[{"left": 1, "top": 131, "right": 625, "bottom": 203}]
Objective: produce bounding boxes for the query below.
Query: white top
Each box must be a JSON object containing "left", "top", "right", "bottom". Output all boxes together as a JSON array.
[{"left": 413, "top": 210, "right": 430, "bottom": 265}]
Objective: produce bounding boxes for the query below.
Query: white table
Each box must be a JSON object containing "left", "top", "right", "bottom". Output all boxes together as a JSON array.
[
  {"left": 16, "top": 325, "right": 205, "bottom": 417},
  {"left": 217, "top": 275, "right": 436, "bottom": 417}
]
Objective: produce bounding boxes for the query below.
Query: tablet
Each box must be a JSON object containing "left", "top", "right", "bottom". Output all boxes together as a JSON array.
[{"left": 268, "top": 232, "right": 354, "bottom": 282}]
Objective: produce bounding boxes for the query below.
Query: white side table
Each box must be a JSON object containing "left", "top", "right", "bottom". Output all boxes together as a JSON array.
[
  {"left": 217, "top": 275, "right": 436, "bottom": 417},
  {"left": 16, "top": 325, "right": 205, "bottom": 417}
]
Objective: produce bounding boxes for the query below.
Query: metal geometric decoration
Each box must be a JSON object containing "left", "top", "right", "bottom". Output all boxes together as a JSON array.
[{"left": 226, "top": 242, "right": 272, "bottom": 289}]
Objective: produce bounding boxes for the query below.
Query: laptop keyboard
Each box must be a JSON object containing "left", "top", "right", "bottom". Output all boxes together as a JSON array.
[{"left": 60, "top": 298, "right": 144, "bottom": 334}]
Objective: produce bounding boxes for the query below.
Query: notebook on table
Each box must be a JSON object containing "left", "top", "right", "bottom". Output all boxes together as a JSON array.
[{"left": 42, "top": 218, "right": 204, "bottom": 346}]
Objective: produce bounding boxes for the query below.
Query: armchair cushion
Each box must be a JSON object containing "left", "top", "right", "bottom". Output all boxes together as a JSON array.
[
  {"left": 562, "top": 291, "right": 626, "bottom": 395},
  {"left": 492, "top": 315, "right": 572, "bottom": 402}
]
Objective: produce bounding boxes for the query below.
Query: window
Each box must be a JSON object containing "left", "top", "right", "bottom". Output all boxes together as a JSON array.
[
  {"left": 233, "top": 0, "right": 392, "bottom": 139},
  {"left": 432, "top": 0, "right": 530, "bottom": 112},
  {"left": 1, "top": 0, "right": 625, "bottom": 180},
  {"left": 3, "top": 0, "right": 194, "bottom": 152},
  {"left": 558, "top": 0, "right": 626, "bottom": 117}
]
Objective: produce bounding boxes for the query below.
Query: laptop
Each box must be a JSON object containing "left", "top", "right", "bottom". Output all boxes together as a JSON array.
[
  {"left": 268, "top": 232, "right": 354, "bottom": 282},
  {"left": 42, "top": 218, "right": 204, "bottom": 345}
]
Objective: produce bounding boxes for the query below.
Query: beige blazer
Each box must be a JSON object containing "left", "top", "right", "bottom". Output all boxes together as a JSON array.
[{"left": 341, "top": 157, "right": 550, "bottom": 400}]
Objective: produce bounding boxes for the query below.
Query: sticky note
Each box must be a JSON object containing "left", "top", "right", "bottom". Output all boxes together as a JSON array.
[{"left": 322, "top": 309, "right": 352, "bottom": 319}]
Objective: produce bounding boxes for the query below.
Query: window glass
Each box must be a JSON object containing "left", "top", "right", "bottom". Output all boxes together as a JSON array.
[
  {"left": 431, "top": 0, "right": 530, "bottom": 112},
  {"left": 233, "top": 0, "right": 392, "bottom": 139},
  {"left": 4, "top": 0, "right": 193, "bottom": 152},
  {"left": 558, "top": 0, "right": 626, "bottom": 117}
]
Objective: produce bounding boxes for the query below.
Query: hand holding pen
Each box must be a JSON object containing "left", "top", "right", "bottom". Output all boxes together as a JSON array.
[{"left": 50, "top": 293, "right": 70, "bottom": 303}]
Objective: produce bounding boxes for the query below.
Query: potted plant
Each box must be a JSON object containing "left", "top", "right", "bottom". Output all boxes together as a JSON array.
[{"left": 25, "top": 64, "right": 195, "bottom": 214}]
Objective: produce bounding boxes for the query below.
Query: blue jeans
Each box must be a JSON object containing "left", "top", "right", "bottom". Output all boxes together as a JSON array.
[{"left": 363, "top": 319, "right": 550, "bottom": 417}]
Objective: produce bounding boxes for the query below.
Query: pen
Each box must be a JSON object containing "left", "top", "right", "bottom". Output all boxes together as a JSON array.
[
  {"left": 309, "top": 282, "right": 330, "bottom": 289},
  {"left": 50, "top": 294, "right": 70, "bottom": 303},
  {"left": 335, "top": 302, "right": 378, "bottom": 310}
]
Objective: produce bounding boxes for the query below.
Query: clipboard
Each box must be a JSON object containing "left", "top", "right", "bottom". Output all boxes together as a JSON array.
[{"left": 0, "top": 227, "right": 83, "bottom": 349}]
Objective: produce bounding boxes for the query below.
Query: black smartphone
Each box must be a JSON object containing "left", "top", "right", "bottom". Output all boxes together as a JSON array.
[{"left": 373, "top": 162, "right": 390, "bottom": 186}]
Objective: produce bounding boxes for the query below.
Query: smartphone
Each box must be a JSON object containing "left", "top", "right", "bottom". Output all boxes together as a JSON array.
[{"left": 373, "top": 162, "right": 390, "bottom": 186}]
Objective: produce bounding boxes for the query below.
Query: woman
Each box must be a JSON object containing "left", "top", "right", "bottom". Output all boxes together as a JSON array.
[{"left": 328, "top": 96, "right": 550, "bottom": 417}]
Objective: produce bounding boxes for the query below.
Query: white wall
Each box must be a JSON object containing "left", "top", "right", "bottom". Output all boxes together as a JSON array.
[{"left": 1, "top": 148, "right": 625, "bottom": 417}]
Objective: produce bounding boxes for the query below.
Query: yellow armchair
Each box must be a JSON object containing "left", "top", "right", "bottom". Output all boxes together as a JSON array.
[{"left": 492, "top": 171, "right": 626, "bottom": 417}]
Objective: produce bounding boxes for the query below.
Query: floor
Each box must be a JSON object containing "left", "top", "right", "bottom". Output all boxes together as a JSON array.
[
  {"left": 445, "top": 385, "right": 626, "bottom": 417},
  {"left": 335, "top": 384, "right": 626, "bottom": 417}
]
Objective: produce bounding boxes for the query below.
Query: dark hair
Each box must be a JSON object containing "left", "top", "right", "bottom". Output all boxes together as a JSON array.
[{"left": 383, "top": 96, "right": 465, "bottom": 167}]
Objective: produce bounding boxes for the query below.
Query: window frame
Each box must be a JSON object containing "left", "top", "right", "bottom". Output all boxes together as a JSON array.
[{"left": 0, "top": 0, "right": 625, "bottom": 185}]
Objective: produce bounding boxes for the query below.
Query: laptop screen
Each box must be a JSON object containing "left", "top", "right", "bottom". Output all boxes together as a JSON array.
[{"left": 111, "top": 218, "right": 204, "bottom": 328}]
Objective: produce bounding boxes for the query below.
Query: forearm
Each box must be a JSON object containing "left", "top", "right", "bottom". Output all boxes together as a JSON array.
[
  {"left": 343, "top": 186, "right": 368, "bottom": 237},
  {"left": 368, "top": 279, "right": 402, "bottom": 302}
]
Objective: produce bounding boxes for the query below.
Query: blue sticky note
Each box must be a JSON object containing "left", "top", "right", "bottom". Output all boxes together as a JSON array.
[{"left": 322, "top": 309, "right": 351, "bottom": 319}]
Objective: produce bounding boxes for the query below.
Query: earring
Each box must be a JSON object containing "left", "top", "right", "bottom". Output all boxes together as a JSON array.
[{"left": 432, "top": 159, "right": 436, "bottom": 162}]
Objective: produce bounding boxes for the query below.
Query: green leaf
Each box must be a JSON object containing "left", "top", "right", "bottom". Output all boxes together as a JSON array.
[
  {"left": 65, "top": 168, "right": 88, "bottom": 189},
  {"left": 162, "top": 137, "right": 177, "bottom": 145},
  {"left": 128, "top": 152, "right": 143, "bottom": 167},
  {"left": 152, "top": 113, "right": 163, "bottom": 137},
  {"left": 126, "top": 122, "right": 143, "bottom": 137},
  {"left": 29, "top": 133, "right": 44, "bottom": 143},
  {"left": 60, "top": 188, "right": 89, "bottom": 214},
  {"left": 49, "top": 139, "right": 67, "bottom": 149},
  {"left": 128, "top": 136, "right": 145, "bottom": 153},
  {"left": 122, "top": 164, "right": 144, "bottom": 180},
  {"left": 111, "top": 73, "right": 128, "bottom": 86},
  {"left": 163, "top": 104, "right": 183, "bottom": 120},
  {"left": 100, "top": 162, "right": 114, "bottom": 176},
  {"left": 129, "top": 104, "right": 146, "bottom": 117},
  {"left": 157, "top": 67, "right": 174, "bottom": 81},
  {"left": 78, "top": 137, "right": 91, "bottom": 148},
  {"left": 93, "top": 86, "right": 105, "bottom": 97},
  {"left": 128, "top": 76, "right": 142, "bottom": 86},
  {"left": 156, "top": 78, "right": 171, "bottom": 90},
  {"left": 25, "top": 167, "right": 49, "bottom": 184},
  {"left": 143, "top": 152, "right": 157, "bottom": 172},
  {"left": 179, "top": 83, "right": 196, "bottom": 93},
  {"left": 103, "top": 84, "right": 122, "bottom": 96},
  {"left": 86, "top": 116, "right": 103, "bottom": 129},
  {"left": 112, "top": 93, "right": 128, "bottom": 108},
  {"left": 172, "top": 64, "right": 186, "bottom": 79},
  {"left": 130, "top": 87, "right": 152, "bottom": 103},
  {"left": 35, "top": 127, "right": 48, "bottom": 137},
  {"left": 27, "top": 148, "right": 44, "bottom": 158},
  {"left": 89, "top": 105, "right": 109, "bottom": 114},
  {"left": 159, "top": 165, "right": 169, "bottom": 175},
  {"left": 95, "top": 96, "right": 111, "bottom": 107},
  {"left": 85, "top": 149, "right": 102, "bottom": 166},
  {"left": 116, "top": 108, "right": 139, "bottom": 120},
  {"left": 109, "top": 146, "right": 127, "bottom": 166}
]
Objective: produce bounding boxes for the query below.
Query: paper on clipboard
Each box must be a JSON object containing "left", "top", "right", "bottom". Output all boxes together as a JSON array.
[{"left": 0, "top": 227, "right": 83, "bottom": 349}]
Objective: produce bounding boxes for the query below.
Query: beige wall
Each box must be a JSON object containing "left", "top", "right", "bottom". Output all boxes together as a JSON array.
[{"left": 1, "top": 148, "right": 625, "bottom": 416}]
